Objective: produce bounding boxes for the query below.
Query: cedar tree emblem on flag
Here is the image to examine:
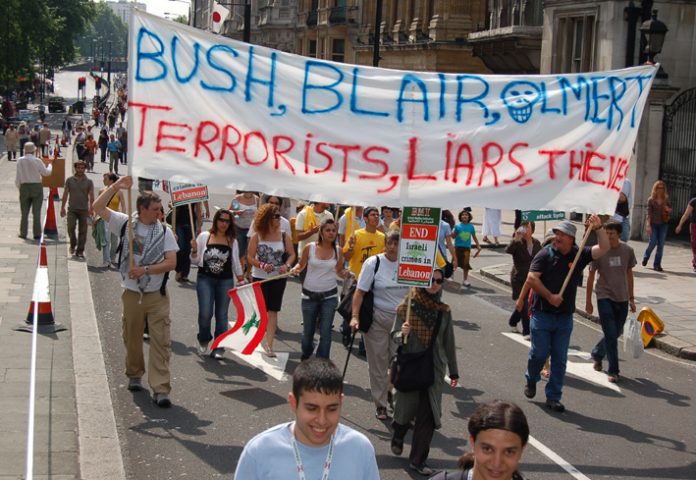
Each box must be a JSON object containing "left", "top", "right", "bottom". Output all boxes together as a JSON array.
[{"left": 211, "top": 283, "right": 267, "bottom": 354}]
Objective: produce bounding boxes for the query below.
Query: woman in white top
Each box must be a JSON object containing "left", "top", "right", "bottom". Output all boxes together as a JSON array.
[
  {"left": 291, "top": 219, "right": 347, "bottom": 360},
  {"left": 190, "top": 209, "right": 244, "bottom": 359},
  {"left": 247, "top": 203, "right": 296, "bottom": 357},
  {"left": 350, "top": 230, "right": 409, "bottom": 420}
]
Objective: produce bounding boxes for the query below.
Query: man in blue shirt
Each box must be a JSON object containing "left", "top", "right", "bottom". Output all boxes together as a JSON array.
[{"left": 235, "top": 358, "right": 380, "bottom": 479}]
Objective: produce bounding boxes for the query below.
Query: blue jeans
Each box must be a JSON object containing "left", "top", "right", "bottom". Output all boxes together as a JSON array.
[
  {"left": 526, "top": 310, "right": 573, "bottom": 402},
  {"left": 591, "top": 299, "right": 628, "bottom": 375},
  {"left": 196, "top": 274, "right": 235, "bottom": 346},
  {"left": 620, "top": 215, "right": 630, "bottom": 242},
  {"left": 643, "top": 223, "right": 668, "bottom": 268},
  {"left": 300, "top": 295, "right": 338, "bottom": 359}
]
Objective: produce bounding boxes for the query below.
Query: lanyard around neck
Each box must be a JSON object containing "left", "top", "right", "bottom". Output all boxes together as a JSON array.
[{"left": 290, "top": 422, "right": 335, "bottom": 480}]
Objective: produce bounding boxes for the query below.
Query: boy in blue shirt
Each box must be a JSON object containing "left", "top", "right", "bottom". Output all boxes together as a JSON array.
[{"left": 452, "top": 209, "right": 481, "bottom": 288}]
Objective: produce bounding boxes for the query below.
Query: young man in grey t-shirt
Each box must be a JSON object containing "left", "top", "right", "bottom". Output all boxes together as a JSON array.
[{"left": 585, "top": 222, "right": 637, "bottom": 382}]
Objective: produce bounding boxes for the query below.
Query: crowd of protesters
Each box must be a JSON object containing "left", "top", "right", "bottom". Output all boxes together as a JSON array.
[{"left": 8, "top": 113, "right": 696, "bottom": 478}]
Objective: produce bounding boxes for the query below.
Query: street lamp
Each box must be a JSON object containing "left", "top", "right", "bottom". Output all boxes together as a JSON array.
[
  {"left": 640, "top": 9, "right": 668, "bottom": 79},
  {"left": 640, "top": 10, "right": 668, "bottom": 63},
  {"left": 373, "top": 0, "right": 382, "bottom": 67}
]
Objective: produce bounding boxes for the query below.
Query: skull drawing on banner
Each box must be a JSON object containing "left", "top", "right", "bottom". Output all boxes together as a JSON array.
[{"left": 501, "top": 81, "right": 542, "bottom": 123}]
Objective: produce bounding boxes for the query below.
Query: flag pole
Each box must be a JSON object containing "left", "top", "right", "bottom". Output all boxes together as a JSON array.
[
  {"left": 127, "top": 187, "right": 134, "bottom": 271},
  {"left": 558, "top": 225, "right": 593, "bottom": 297}
]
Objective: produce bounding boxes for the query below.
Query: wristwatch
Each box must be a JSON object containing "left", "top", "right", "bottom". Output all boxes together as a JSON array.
[{"left": 144, "top": 266, "right": 150, "bottom": 274}]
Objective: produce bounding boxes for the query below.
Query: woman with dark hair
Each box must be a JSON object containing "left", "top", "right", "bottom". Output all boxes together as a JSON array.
[
  {"left": 642, "top": 180, "right": 672, "bottom": 271},
  {"left": 505, "top": 221, "right": 541, "bottom": 337},
  {"left": 191, "top": 209, "right": 244, "bottom": 359},
  {"left": 248, "top": 203, "right": 296, "bottom": 357},
  {"left": 390, "top": 268, "right": 459, "bottom": 476},
  {"left": 292, "top": 218, "right": 347, "bottom": 360},
  {"left": 429, "top": 400, "right": 529, "bottom": 480}
]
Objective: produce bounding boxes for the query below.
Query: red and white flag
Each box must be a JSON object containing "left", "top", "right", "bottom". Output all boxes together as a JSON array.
[
  {"left": 211, "top": 1, "right": 230, "bottom": 34},
  {"left": 211, "top": 283, "right": 267, "bottom": 354}
]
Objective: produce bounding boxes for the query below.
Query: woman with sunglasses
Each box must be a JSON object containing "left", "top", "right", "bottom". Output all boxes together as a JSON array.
[
  {"left": 390, "top": 268, "right": 459, "bottom": 476},
  {"left": 291, "top": 218, "right": 347, "bottom": 360},
  {"left": 248, "top": 203, "right": 296, "bottom": 357},
  {"left": 191, "top": 209, "right": 244, "bottom": 359},
  {"left": 642, "top": 180, "right": 672, "bottom": 271}
]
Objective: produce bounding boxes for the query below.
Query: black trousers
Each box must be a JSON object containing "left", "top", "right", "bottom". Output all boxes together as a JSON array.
[{"left": 392, "top": 389, "right": 436, "bottom": 466}]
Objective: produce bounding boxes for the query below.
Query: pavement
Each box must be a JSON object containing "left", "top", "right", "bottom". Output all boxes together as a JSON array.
[
  {"left": 0, "top": 128, "right": 124, "bottom": 479},
  {"left": 0, "top": 129, "right": 694, "bottom": 478}
]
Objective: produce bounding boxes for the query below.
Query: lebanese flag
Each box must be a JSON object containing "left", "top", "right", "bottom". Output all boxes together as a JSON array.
[
  {"left": 211, "top": 283, "right": 267, "bottom": 354},
  {"left": 211, "top": 1, "right": 230, "bottom": 34}
]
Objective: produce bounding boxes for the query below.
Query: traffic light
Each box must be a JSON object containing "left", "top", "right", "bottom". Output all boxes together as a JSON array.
[
  {"left": 78, "top": 77, "right": 86, "bottom": 89},
  {"left": 95, "top": 77, "right": 102, "bottom": 89}
]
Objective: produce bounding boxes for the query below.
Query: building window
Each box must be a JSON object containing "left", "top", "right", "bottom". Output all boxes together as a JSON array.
[
  {"left": 555, "top": 13, "right": 596, "bottom": 73},
  {"left": 309, "top": 39, "right": 317, "bottom": 58},
  {"left": 332, "top": 38, "right": 345, "bottom": 62}
]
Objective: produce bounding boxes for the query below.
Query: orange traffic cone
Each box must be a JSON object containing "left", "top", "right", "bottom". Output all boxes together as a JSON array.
[
  {"left": 16, "top": 242, "right": 66, "bottom": 333},
  {"left": 44, "top": 191, "right": 59, "bottom": 237}
]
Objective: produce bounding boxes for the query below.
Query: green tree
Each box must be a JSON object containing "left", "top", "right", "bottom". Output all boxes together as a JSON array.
[
  {"left": 76, "top": 2, "right": 129, "bottom": 61},
  {"left": 0, "top": 0, "right": 94, "bottom": 92},
  {"left": 174, "top": 14, "right": 189, "bottom": 25}
]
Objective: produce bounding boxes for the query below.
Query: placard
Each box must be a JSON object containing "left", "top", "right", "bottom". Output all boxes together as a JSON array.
[{"left": 397, "top": 207, "right": 441, "bottom": 287}]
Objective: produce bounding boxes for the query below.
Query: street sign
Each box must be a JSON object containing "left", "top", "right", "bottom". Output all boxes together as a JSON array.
[
  {"left": 521, "top": 210, "right": 566, "bottom": 222},
  {"left": 397, "top": 207, "right": 441, "bottom": 287}
]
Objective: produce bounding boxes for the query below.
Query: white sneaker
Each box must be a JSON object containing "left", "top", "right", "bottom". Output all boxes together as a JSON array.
[
  {"left": 463, "top": 280, "right": 471, "bottom": 287},
  {"left": 197, "top": 341, "right": 209, "bottom": 355}
]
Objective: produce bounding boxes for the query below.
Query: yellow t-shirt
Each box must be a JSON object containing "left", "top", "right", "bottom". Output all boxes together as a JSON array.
[{"left": 347, "top": 228, "right": 385, "bottom": 277}]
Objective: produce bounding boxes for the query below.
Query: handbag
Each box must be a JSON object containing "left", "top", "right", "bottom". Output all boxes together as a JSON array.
[
  {"left": 390, "top": 312, "right": 442, "bottom": 392},
  {"left": 335, "top": 255, "right": 381, "bottom": 333},
  {"left": 660, "top": 205, "right": 670, "bottom": 223},
  {"left": 623, "top": 315, "right": 644, "bottom": 359}
]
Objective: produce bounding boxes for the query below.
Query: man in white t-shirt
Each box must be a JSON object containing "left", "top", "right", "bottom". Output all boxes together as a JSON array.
[
  {"left": 92, "top": 176, "right": 178, "bottom": 407},
  {"left": 235, "top": 358, "right": 379, "bottom": 479},
  {"left": 296, "top": 202, "right": 334, "bottom": 253}
]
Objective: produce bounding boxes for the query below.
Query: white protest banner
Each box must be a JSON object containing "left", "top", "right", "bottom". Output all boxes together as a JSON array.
[
  {"left": 128, "top": 10, "right": 656, "bottom": 213},
  {"left": 398, "top": 207, "right": 441, "bottom": 287},
  {"left": 168, "top": 181, "right": 209, "bottom": 207}
]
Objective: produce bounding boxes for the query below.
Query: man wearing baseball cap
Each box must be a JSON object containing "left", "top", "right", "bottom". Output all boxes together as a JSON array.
[{"left": 523, "top": 216, "right": 609, "bottom": 413}]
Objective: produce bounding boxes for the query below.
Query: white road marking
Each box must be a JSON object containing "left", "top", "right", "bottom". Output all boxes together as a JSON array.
[
  {"left": 232, "top": 349, "right": 290, "bottom": 382},
  {"left": 502, "top": 332, "right": 622, "bottom": 393},
  {"left": 528, "top": 435, "right": 592, "bottom": 480}
]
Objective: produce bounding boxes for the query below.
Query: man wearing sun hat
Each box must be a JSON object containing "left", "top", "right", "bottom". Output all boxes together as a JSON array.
[{"left": 523, "top": 216, "right": 609, "bottom": 413}]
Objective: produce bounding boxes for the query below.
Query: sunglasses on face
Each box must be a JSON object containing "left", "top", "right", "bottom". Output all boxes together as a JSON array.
[
  {"left": 273, "top": 213, "right": 281, "bottom": 219},
  {"left": 218, "top": 217, "right": 231, "bottom": 223},
  {"left": 432, "top": 278, "right": 444, "bottom": 285}
]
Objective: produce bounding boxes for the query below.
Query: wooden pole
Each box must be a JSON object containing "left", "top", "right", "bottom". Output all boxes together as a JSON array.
[
  {"left": 403, "top": 287, "right": 413, "bottom": 344},
  {"left": 127, "top": 187, "right": 134, "bottom": 271},
  {"left": 187, "top": 203, "right": 195, "bottom": 235},
  {"left": 558, "top": 226, "right": 593, "bottom": 297}
]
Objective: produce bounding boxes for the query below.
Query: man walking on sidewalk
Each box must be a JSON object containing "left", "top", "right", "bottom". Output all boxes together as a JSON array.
[
  {"left": 92, "top": 176, "right": 178, "bottom": 407},
  {"left": 15, "top": 142, "right": 53, "bottom": 240},
  {"left": 60, "top": 161, "right": 94, "bottom": 258},
  {"left": 585, "top": 222, "right": 636, "bottom": 383},
  {"left": 523, "top": 217, "right": 609, "bottom": 413},
  {"left": 39, "top": 123, "right": 51, "bottom": 156}
]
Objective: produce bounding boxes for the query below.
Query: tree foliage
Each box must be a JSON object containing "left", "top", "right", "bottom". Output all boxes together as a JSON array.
[
  {"left": 0, "top": 0, "right": 94, "bottom": 91},
  {"left": 76, "top": 2, "right": 129, "bottom": 62}
]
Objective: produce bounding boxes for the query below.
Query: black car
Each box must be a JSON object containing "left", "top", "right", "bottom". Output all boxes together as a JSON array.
[{"left": 48, "top": 96, "right": 66, "bottom": 113}]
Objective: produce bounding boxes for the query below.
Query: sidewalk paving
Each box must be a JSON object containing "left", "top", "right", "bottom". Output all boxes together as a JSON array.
[{"left": 476, "top": 212, "right": 696, "bottom": 360}]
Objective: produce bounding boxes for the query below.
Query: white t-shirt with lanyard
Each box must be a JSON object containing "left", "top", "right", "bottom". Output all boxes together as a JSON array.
[{"left": 234, "top": 421, "right": 379, "bottom": 479}]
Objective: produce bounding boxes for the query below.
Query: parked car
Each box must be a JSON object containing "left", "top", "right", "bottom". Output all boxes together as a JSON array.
[{"left": 48, "top": 96, "right": 66, "bottom": 113}]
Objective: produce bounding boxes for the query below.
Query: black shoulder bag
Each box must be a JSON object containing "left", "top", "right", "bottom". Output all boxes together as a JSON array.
[
  {"left": 390, "top": 311, "right": 442, "bottom": 392},
  {"left": 335, "top": 255, "right": 381, "bottom": 333}
]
